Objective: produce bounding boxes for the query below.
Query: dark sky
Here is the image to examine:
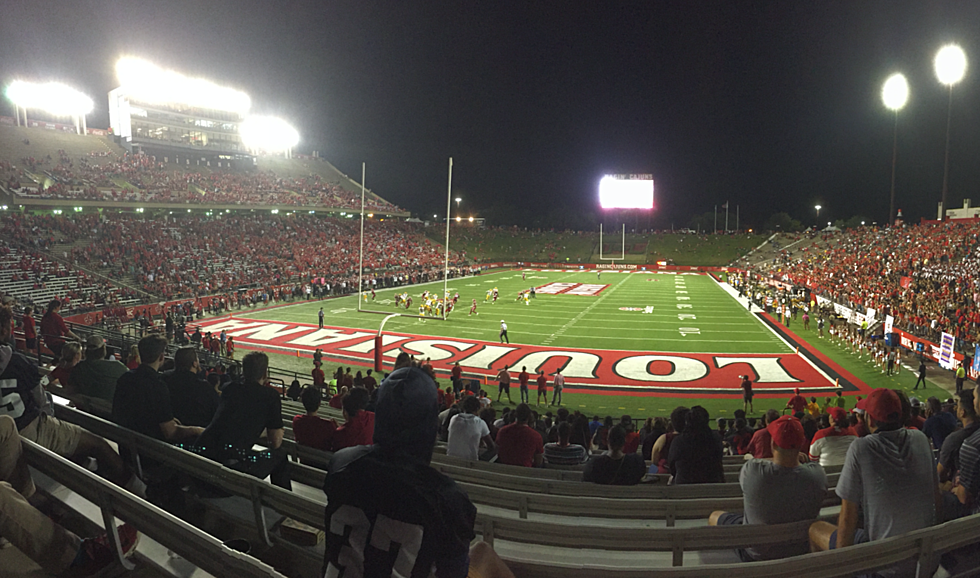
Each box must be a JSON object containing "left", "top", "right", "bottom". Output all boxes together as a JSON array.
[{"left": 3, "top": 0, "right": 980, "bottom": 228}]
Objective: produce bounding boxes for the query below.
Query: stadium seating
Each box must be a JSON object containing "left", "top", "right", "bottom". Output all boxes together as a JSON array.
[
  {"left": 0, "top": 238, "right": 141, "bottom": 313},
  {"left": 0, "top": 124, "right": 402, "bottom": 213},
  {"left": 1, "top": 212, "right": 465, "bottom": 301},
  {"left": 45, "top": 399, "right": 980, "bottom": 577},
  {"left": 21, "top": 438, "right": 289, "bottom": 578},
  {"left": 752, "top": 221, "right": 980, "bottom": 347}
]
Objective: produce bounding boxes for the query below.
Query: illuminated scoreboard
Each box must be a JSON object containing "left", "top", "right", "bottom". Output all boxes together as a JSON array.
[{"left": 599, "top": 174, "right": 654, "bottom": 209}]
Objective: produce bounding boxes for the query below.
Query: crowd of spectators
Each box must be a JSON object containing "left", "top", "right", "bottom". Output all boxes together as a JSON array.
[
  {"left": 0, "top": 212, "right": 467, "bottom": 303},
  {"left": 0, "top": 235, "right": 140, "bottom": 314},
  {"left": 754, "top": 221, "right": 980, "bottom": 349},
  {"left": 5, "top": 150, "right": 402, "bottom": 212}
]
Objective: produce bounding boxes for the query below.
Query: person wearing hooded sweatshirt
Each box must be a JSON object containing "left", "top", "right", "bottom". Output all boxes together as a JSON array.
[
  {"left": 809, "top": 388, "right": 938, "bottom": 578},
  {"left": 321, "top": 366, "right": 515, "bottom": 578}
]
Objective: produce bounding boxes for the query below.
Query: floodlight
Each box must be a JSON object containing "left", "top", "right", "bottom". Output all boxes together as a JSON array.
[
  {"left": 881, "top": 73, "right": 909, "bottom": 111},
  {"left": 935, "top": 45, "right": 967, "bottom": 86},
  {"left": 468, "top": 216, "right": 474, "bottom": 222},
  {"left": 240, "top": 116, "right": 300, "bottom": 152},
  {"left": 116, "top": 57, "right": 251, "bottom": 114},
  {"left": 5, "top": 80, "right": 94, "bottom": 116}
]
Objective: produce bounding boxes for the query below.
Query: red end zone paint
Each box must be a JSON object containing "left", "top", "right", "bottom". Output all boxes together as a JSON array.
[{"left": 194, "top": 317, "right": 860, "bottom": 398}]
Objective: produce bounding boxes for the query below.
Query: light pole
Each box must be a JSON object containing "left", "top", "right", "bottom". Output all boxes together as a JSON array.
[
  {"left": 882, "top": 73, "right": 909, "bottom": 228},
  {"left": 815, "top": 205, "right": 822, "bottom": 223},
  {"left": 935, "top": 44, "right": 967, "bottom": 220}
]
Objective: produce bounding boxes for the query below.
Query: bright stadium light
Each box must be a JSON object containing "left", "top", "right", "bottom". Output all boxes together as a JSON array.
[
  {"left": 881, "top": 73, "right": 909, "bottom": 111},
  {"left": 115, "top": 57, "right": 251, "bottom": 114},
  {"left": 935, "top": 44, "right": 968, "bottom": 219},
  {"left": 882, "top": 73, "right": 909, "bottom": 226},
  {"left": 5, "top": 80, "right": 94, "bottom": 116},
  {"left": 935, "top": 45, "right": 967, "bottom": 86},
  {"left": 240, "top": 116, "right": 300, "bottom": 153}
]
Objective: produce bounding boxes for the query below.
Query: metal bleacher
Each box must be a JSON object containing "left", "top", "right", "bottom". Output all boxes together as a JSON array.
[{"left": 42, "top": 395, "right": 980, "bottom": 577}]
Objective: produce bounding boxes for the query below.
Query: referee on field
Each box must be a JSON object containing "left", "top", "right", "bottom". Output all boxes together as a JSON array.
[{"left": 499, "top": 320, "right": 509, "bottom": 344}]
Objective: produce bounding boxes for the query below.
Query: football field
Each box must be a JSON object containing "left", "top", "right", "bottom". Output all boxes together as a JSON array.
[{"left": 192, "top": 269, "right": 946, "bottom": 418}]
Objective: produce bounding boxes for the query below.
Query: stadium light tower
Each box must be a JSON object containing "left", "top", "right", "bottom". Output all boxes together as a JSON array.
[
  {"left": 240, "top": 116, "right": 300, "bottom": 158},
  {"left": 115, "top": 57, "right": 251, "bottom": 114},
  {"left": 5, "top": 80, "right": 94, "bottom": 134},
  {"left": 935, "top": 44, "right": 967, "bottom": 219},
  {"left": 882, "top": 73, "right": 909, "bottom": 227},
  {"left": 814, "top": 205, "right": 822, "bottom": 220}
]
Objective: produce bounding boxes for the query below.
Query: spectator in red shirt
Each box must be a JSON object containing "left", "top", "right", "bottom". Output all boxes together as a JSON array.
[
  {"left": 39, "top": 299, "right": 79, "bottom": 358},
  {"left": 536, "top": 370, "right": 548, "bottom": 405},
  {"left": 621, "top": 415, "right": 641, "bottom": 455},
  {"left": 786, "top": 388, "right": 808, "bottom": 416},
  {"left": 329, "top": 386, "right": 347, "bottom": 409},
  {"left": 292, "top": 386, "right": 337, "bottom": 451},
  {"left": 124, "top": 344, "right": 140, "bottom": 370},
  {"left": 518, "top": 366, "right": 530, "bottom": 404},
  {"left": 362, "top": 369, "right": 378, "bottom": 392},
  {"left": 312, "top": 362, "right": 325, "bottom": 390},
  {"left": 21, "top": 305, "right": 36, "bottom": 353},
  {"left": 332, "top": 388, "right": 375, "bottom": 451},
  {"left": 747, "top": 409, "right": 781, "bottom": 459},
  {"left": 451, "top": 361, "right": 463, "bottom": 393},
  {"left": 495, "top": 403, "right": 543, "bottom": 467}
]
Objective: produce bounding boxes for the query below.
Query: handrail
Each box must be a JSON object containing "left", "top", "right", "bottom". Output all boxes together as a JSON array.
[{"left": 22, "top": 438, "right": 289, "bottom": 578}]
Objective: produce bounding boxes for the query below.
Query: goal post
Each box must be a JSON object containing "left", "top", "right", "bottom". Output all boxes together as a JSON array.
[
  {"left": 355, "top": 160, "right": 451, "bottom": 322},
  {"left": 599, "top": 223, "right": 626, "bottom": 262}
]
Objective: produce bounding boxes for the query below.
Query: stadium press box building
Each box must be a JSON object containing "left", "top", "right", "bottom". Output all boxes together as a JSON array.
[{"left": 107, "top": 58, "right": 254, "bottom": 169}]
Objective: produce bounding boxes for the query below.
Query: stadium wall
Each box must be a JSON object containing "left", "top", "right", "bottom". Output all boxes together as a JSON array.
[
  {"left": 0, "top": 115, "right": 107, "bottom": 136},
  {"left": 487, "top": 261, "right": 735, "bottom": 272}
]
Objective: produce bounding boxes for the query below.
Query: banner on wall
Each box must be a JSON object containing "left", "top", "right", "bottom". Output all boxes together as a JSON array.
[
  {"left": 939, "top": 332, "right": 957, "bottom": 370},
  {"left": 884, "top": 314, "right": 894, "bottom": 336}
]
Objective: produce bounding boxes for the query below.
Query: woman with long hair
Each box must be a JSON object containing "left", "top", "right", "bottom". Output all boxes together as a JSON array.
[
  {"left": 49, "top": 341, "right": 82, "bottom": 392},
  {"left": 651, "top": 407, "right": 688, "bottom": 474},
  {"left": 124, "top": 344, "right": 140, "bottom": 370}
]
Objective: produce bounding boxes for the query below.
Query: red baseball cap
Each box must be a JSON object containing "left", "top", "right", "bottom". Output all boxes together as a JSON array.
[
  {"left": 768, "top": 415, "right": 806, "bottom": 450},
  {"left": 828, "top": 407, "right": 847, "bottom": 423},
  {"left": 865, "top": 388, "right": 902, "bottom": 424},
  {"left": 794, "top": 387, "right": 801, "bottom": 395}
]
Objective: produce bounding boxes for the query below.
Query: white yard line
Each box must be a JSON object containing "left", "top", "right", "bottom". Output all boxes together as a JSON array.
[
  {"left": 542, "top": 273, "right": 633, "bottom": 345},
  {"left": 709, "top": 274, "right": 837, "bottom": 384}
]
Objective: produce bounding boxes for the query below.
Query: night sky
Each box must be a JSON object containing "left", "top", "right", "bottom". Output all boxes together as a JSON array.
[{"left": 3, "top": 1, "right": 980, "bottom": 228}]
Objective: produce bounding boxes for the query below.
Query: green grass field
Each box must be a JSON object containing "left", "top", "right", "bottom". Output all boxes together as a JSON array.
[{"left": 223, "top": 269, "right": 950, "bottom": 421}]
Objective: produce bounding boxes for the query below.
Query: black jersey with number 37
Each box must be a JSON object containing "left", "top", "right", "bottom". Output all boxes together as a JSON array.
[{"left": 322, "top": 445, "right": 477, "bottom": 578}]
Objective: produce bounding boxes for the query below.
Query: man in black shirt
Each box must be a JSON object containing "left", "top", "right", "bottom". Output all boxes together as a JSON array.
[
  {"left": 322, "top": 366, "right": 515, "bottom": 578},
  {"left": 582, "top": 425, "right": 646, "bottom": 485},
  {"left": 162, "top": 347, "right": 219, "bottom": 428},
  {"left": 113, "top": 335, "right": 204, "bottom": 444},
  {"left": 194, "top": 352, "right": 290, "bottom": 489}
]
